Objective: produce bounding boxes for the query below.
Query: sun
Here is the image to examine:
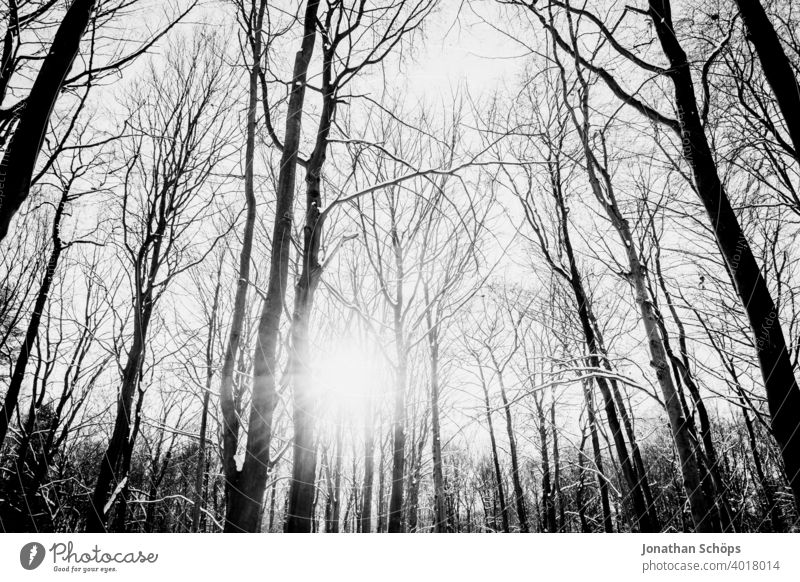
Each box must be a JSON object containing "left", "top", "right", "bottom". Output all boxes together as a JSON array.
[{"left": 315, "top": 341, "right": 386, "bottom": 417}]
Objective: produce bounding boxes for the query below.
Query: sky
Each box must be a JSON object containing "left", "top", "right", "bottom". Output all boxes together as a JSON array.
[{"left": 401, "top": 2, "right": 528, "bottom": 101}]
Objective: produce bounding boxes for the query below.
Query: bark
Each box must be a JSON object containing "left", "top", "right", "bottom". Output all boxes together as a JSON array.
[
  {"left": 651, "top": 243, "right": 733, "bottom": 530},
  {"left": 740, "top": 390, "right": 783, "bottom": 530},
  {"left": 360, "top": 403, "right": 375, "bottom": 533},
  {"left": 267, "top": 478, "right": 277, "bottom": 532},
  {"left": 550, "top": 391, "right": 566, "bottom": 531},
  {"left": 557, "top": 48, "right": 719, "bottom": 530},
  {"left": 610, "top": 215, "right": 716, "bottom": 530},
  {"left": 227, "top": 0, "right": 321, "bottom": 533},
  {"left": 582, "top": 378, "right": 613, "bottom": 532},
  {"left": 323, "top": 433, "right": 343, "bottom": 533},
  {"left": 592, "top": 318, "right": 660, "bottom": 529},
  {"left": 360, "top": 402, "right": 375, "bottom": 533},
  {"left": 493, "top": 363, "right": 529, "bottom": 532},
  {"left": 476, "top": 363, "right": 510, "bottom": 532},
  {"left": 387, "top": 210, "right": 408, "bottom": 533},
  {"left": 109, "top": 372, "right": 146, "bottom": 532},
  {"left": 143, "top": 437, "right": 175, "bottom": 532},
  {"left": 550, "top": 176, "right": 654, "bottom": 532},
  {"left": 377, "top": 433, "right": 387, "bottom": 533},
  {"left": 87, "top": 258, "right": 157, "bottom": 531},
  {"left": 607, "top": 372, "right": 659, "bottom": 530},
  {"left": 218, "top": 0, "right": 264, "bottom": 523},
  {"left": 285, "top": 14, "right": 335, "bottom": 530},
  {"left": 387, "top": 337, "right": 407, "bottom": 533},
  {"left": 425, "top": 294, "right": 448, "bottom": 532},
  {"left": 0, "top": 0, "right": 95, "bottom": 241},
  {"left": 0, "top": 194, "right": 65, "bottom": 448},
  {"left": 405, "top": 423, "right": 426, "bottom": 532},
  {"left": 649, "top": 0, "right": 800, "bottom": 511},
  {"left": 192, "top": 267, "right": 221, "bottom": 532},
  {"left": 534, "top": 392, "right": 557, "bottom": 532},
  {"left": 576, "top": 429, "right": 591, "bottom": 532},
  {"left": 734, "top": 0, "right": 800, "bottom": 162}
]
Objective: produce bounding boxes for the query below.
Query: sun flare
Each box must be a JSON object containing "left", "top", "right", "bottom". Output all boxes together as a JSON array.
[{"left": 315, "top": 342, "right": 387, "bottom": 416}]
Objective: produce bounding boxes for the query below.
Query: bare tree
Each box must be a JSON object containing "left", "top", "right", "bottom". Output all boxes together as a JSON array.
[{"left": 86, "top": 37, "right": 233, "bottom": 531}]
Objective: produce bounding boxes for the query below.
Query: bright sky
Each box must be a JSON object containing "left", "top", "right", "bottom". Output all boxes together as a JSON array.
[{"left": 402, "top": 2, "right": 527, "bottom": 101}]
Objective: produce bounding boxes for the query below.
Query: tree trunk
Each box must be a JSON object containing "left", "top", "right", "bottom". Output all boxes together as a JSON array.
[
  {"left": 590, "top": 314, "right": 660, "bottom": 529},
  {"left": 360, "top": 403, "right": 375, "bottom": 533},
  {"left": 285, "top": 24, "right": 336, "bottom": 532},
  {"left": 552, "top": 180, "right": 654, "bottom": 532},
  {"left": 192, "top": 269, "right": 220, "bottom": 532},
  {"left": 650, "top": 0, "right": 800, "bottom": 511},
  {"left": 534, "top": 392, "right": 557, "bottom": 532},
  {"left": 651, "top": 246, "right": 732, "bottom": 530},
  {"left": 218, "top": 0, "right": 264, "bottom": 527},
  {"left": 0, "top": 195, "right": 65, "bottom": 448},
  {"left": 377, "top": 433, "right": 387, "bottom": 533},
  {"left": 405, "top": 425, "right": 425, "bottom": 532},
  {"left": 576, "top": 429, "right": 591, "bottom": 533},
  {"left": 387, "top": 211, "right": 408, "bottom": 533},
  {"left": 582, "top": 378, "right": 613, "bottom": 532},
  {"left": 425, "top": 297, "right": 448, "bottom": 532},
  {"left": 387, "top": 340, "right": 407, "bottom": 533},
  {"left": 734, "top": 0, "right": 800, "bottom": 162},
  {"left": 477, "top": 365, "right": 510, "bottom": 532},
  {"left": 494, "top": 366, "right": 528, "bottom": 532},
  {"left": 563, "top": 61, "right": 719, "bottom": 530},
  {"left": 0, "top": 0, "right": 95, "bottom": 241},
  {"left": 227, "top": 0, "right": 321, "bottom": 533},
  {"left": 87, "top": 293, "right": 152, "bottom": 532},
  {"left": 550, "top": 391, "right": 566, "bottom": 531}
]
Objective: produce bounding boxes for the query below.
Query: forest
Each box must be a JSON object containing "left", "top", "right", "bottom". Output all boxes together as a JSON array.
[{"left": 1, "top": 0, "right": 799, "bottom": 534}]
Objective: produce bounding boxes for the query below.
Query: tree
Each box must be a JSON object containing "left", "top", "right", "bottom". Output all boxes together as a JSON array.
[
  {"left": 86, "top": 37, "right": 233, "bottom": 531},
  {"left": 733, "top": 0, "right": 800, "bottom": 163},
  {"left": 0, "top": 0, "right": 195, "bottom": 241},
  {"left": 521, "top": 0, "right": 800, "bottom": 511}
]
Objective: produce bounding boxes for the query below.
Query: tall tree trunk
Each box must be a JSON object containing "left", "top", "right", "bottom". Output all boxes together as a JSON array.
[
  {"left": 550, "top": 390, "right": 566, "bottom": 531},
  {"left": 740, "top": 390, "right": 783, "bottom": 530},
  {"left": 285, "top": 27, "right": 337, "bottom": 532},
  {"left": 326, "top": 425, "right": 343, "bottom": 533},
  {"left": 0, "top": 195, "right": 65, "bottom": 448},
  {"left": 267, "top": 478, "right": 277, "bottom": 532},
  {"left": 387, "top": 339, "right": 407, "bottom": 533},
  {"left": 0, "top": 0, "right": 96, "bottom": 241},
  {"left": 377, "top": 432, "right": 387, "bottom": 533},
  {"left": 534, "top": 392, "right": 557, "bottom": 532},
  {"left": 87, "top": 290, "right": 153, "bottom": 532},
  {"left": 551, "top": 178, "right": 654, "bottom": 532},
  {"left": 493, "top": 366, "right": 528, "bottom": 532},
  {"left": 218, "top": 0, "right": 264, "bottom": 529},
  {"left": 405, "top": 424, "right": 425, "bottom": 532},
  {"left": 227, "top": 0, "right": 321, "bottom": 533},
  {"left": 651, "top": 242, "right": 732, "bottom": 530},
  {"left": 192, "top": 267, "right": 220, "bottom": 532},
  {"left": 607, "top": 372, "right": 659, "bottom": 530},
  {"left": 387, "top": 210, "right": 408, "bottom": 533},
  {"left": 734, "top": 0, "right": 800, "bottom": 162},
  {"left": 109, "top": 374, "right": 146, "bottom": 532},
  {"left": 360, "top": 402, "right": 375, "bottom": 533},
  {"left": 589, "top": 312, "right": 660, "bottom": 529},
  {"left": 582, "top": 378, "right": 613, "bottom": 533},
  {"left": 563, "top": 63, "right": 719, "bottom": 529},
  {"left": 576, "top": 428, "right": 591, "bottom": 533},
  {"left": 649, "top": 0, "right": 800, "bottom": 511},
  {"left": 425, "top": 293, "right": 448, "bottom": 532},
  {"left": 477, "top": 364, "right": 510, "bottom": 533}
]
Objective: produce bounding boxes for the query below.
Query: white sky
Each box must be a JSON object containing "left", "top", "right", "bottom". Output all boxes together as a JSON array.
[{"left": 402, "top": 2, "right": 527, "bottom": 100}]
